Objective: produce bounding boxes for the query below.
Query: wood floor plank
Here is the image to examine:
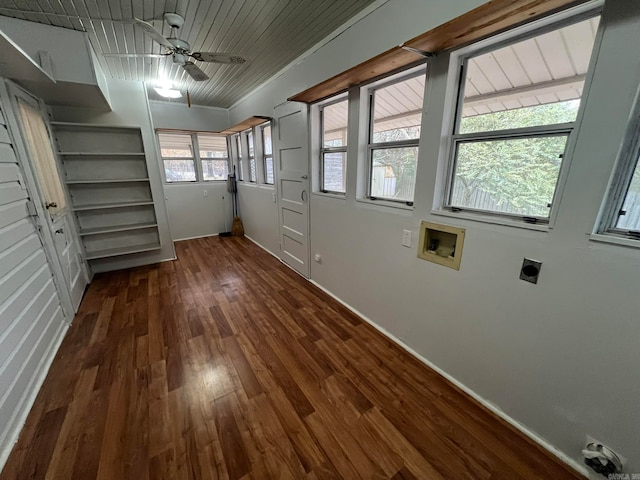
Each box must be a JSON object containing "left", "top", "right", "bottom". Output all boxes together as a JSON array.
[{"left": 1, "top": 236, "right": 584, "bottom": 480}]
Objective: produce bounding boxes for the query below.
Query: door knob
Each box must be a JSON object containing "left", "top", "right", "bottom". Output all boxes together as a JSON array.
[
  {"left": 45, "top": 202, "right": 57, "bottom": 209},
  {"left": 301, "top": 190, "right": 307, "bottom": 202},
  {"left": 301, "top": 175, "right": 308, "bottom": 179},
  {"left": 55, "top": 228, "right": 64, "bottom": 234}
]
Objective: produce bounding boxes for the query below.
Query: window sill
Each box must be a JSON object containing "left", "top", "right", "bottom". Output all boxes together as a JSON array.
[
  {"left": 430, "top": 209, "right": 550, "bottom": 232},
  {"left": 313, "top": 191, "right": 346, "bottom": 200},
  {"left": 589, "top": 233, "right": 640, "bottom": 249},
  {"left": 356, "top": 197, "right": 414, "bottom": 211}
]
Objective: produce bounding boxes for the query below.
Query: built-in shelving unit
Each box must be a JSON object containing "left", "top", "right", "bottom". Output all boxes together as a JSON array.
[{"left": 51, "top": 122, "right": 161, "bottom": 264}]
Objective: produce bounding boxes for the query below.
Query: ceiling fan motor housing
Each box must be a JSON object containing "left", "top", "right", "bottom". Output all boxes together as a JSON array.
[{"left": 164, "top": 13, "right": 185, "bottom": 29}]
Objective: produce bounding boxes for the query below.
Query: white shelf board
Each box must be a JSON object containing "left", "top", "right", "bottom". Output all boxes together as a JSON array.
[
  {"left": 57, "top": 151, "right": 146, "bottom": 156},
  {"left": 50, "top": 121, "right": 141, "bottom": 130},
  {"left": 66, "top": 178, "right": 150, "bottom": 185},
  {"left": 73, "top": 200, "right": 154, "bottom": 211},
  {"left": 79, "top": 222, "right": 158, "bottom": 236},
  {"left": 85, "top": 242, "right": 161, "bottom": 260}
]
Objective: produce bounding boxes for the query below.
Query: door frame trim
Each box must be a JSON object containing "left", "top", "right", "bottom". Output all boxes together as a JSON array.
[
  {"left": 2, "top": 80, "right": 75, "bottom": 320},
  {"left": 273, "top": 101, "right": 311, "bottom": 278}
]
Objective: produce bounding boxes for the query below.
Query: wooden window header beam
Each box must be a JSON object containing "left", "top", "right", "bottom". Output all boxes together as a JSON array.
[
  {"left": 288, "top": 0, "right": 587, "bottom": 104},
  {"left": 221, "top": 116, "right": 271, "bottom": 135}
]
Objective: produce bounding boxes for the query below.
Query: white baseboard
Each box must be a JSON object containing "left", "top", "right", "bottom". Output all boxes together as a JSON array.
[
  {"left": 307, "top": 278, "right": 588, "bottom": 478},
  {"left": 173, "top": 232, "right": 220, "bottom": 242},
  {"left": 244, "top": 235, "right": 280, "bottom": 260},
  {"left": 0, "top": 320, "right": 68, "bottom": 472}
]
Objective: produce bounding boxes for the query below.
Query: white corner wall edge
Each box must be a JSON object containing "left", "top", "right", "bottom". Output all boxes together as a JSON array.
[
  {"left": 307, "top": 277, "right": 589, "bottom": 477},
  {"left": 0, "top": 321, "right": 68, "bottom": 472}
]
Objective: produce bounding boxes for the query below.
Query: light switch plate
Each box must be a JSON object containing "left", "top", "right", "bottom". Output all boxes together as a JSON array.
[{"left": 402, "top": 229, "right": 412, "bottom": 247}]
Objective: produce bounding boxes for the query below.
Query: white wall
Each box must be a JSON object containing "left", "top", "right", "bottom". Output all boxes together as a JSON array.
[
  {"left": 237, "top": 183, "right": 279, "bottom": 254},
  {"left": 51, "top": 78, "right": 176, "bottom": 273},
  {"left": 148, "top": 101, "right": 234, "bottom": 241},
  {"left": 149, "top": 101, "right": 229, "bottom": 132},
  {"left": 230, "top": 0, "right": 640, "bottom": 473}
]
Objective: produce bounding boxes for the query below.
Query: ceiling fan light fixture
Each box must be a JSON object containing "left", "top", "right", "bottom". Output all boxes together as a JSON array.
[{"left": 154, "top": 85, "right": 182, "bottom": 98}]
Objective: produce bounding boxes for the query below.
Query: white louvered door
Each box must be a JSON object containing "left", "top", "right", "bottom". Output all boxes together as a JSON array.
[{"left": 0, "top": 81, "right": 69, "bottom": 466}]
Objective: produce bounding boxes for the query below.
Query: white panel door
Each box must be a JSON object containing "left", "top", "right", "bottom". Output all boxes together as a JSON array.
[
  {"left": 9, "top": 86, "right": 88, "bottom": 314},
  {"left": 273, "top": 102, "right": 310, "bottom": 277}
]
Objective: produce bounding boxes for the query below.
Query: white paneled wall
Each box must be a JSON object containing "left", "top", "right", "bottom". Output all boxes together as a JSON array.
[{"left": 0, "top": 86, "right": 68, "bottom": 469}]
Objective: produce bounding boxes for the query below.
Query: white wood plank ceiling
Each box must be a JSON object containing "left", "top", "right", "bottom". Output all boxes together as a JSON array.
[{"left": 0, "top": 0, "right": 380, "bottom": 108}]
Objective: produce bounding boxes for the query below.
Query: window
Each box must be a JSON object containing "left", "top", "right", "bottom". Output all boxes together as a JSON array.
[
  {"left": 17, "top": 99, "right": 67, "bottom": 215},
  {"left": 158, "top": 131, "right": 229, "bottom": 183},
  {"left": 246, "top": 129, "right": 256, "bottom": 182},
  {"left": 159, "top": 133, "right": 196, "bottom": 182},
  {"left": 198, "top": 134, "right": 229, "bottom": 181},
  {"left": 367, "top": 67, "right": 426, "bottom": 204},
  {"left": 598, "top": 95, "right": 640, "bottom": 239},
  {"left": 445, "top": 13, "right": 601, "bottom": 222},
  {"left": 320, "top": 98, "right": 348, "bottom": 193},
  {"left": 262, "top": 123, "right": 274, "bottom": 184},
  {"left": 234, "top": 134, "right": 243, "bottom": 180}
]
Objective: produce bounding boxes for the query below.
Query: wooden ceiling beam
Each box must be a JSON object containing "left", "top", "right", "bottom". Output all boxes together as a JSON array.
[{"left": 289, "top": 0, "right": 588, "bottom": 104}]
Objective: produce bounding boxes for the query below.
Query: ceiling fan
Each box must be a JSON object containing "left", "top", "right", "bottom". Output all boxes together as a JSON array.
[{"left": 103, "top": 13, "right": 246, "bottom": 82}]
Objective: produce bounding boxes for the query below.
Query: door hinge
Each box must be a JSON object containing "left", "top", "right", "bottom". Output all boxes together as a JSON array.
[{"left": 26, "top": 200, "right": 38, "bottom": 217}]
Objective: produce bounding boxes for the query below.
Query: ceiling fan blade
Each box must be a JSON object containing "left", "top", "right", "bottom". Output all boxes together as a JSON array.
[
  {"left": 133, "top": 17, "right": 173, "bottom": 48},
  {"left": 190, "top": 52, "right": 246, "bottom": 64},
  {"left": 103, "top": 53, "right": 170, "bottom": 58},
  {"left": 183, "top": 62, "right": 209, "bottom": 81}
]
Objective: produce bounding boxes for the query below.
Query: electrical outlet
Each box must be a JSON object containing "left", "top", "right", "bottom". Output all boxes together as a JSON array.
[
  {"left": 520, "top": 258, "right": 541, "bottom": 284},
  {"left": 272, "top": 192, "right": 277, "bottom": 203},
  {"left": 314, "top": 253, "right": 322, "bottom": 263},
  {"left": 203, "top": 189, "right": 208, "bottom": 197},
  {"left": 402, "top": 229, "right": 412, "bottom": 248}
]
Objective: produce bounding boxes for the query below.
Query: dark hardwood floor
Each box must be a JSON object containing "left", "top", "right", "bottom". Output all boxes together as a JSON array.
[{"left": 1, "top": 236, "right": 582, "bottom": 479}]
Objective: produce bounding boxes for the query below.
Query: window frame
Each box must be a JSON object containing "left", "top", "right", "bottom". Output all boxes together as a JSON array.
[
  {"left": 243, "top": 128, "right": 257, "bottom": 183},
  {"left": 198, "top": 132, "right": 231, "bottom": 182},
  {"left": 438, "top": 2, "right": 603, "bottom": 226},
  {"left": 365, "top": 66, "right": 427, "bottom": 206},
  {"left": 261, "top": 122, "right": 274, "bottom": 185},
  {"left": 319, "top": 96, "right": 348, "bottom": 195},
  {"left": 158, "top": 130, "right": 230, "bottom": 184},
  {"left": 596, "top": 84, "right": 640, "bottom": 241},
  {"left": 232, "top": 133, "right": 244, "bottom": 181}
]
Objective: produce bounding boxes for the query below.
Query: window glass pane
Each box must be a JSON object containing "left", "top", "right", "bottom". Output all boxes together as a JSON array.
[
  {"left": 450, "top": 135, "right": 568, "bottom": 217},
  {"left": 322, "top": 152, "right": 346, "bottom": 192},
  {"left": 370, "top": 146, "right": 418, "bottom": 201},
  {"left": 372, "top": 75, "right": 424, "bottom": 143},
  {"left": 323, "top": 100, "right": 348, "bottom": 148},
  {"left": 198, "top": 134, "right": 228, "bottom": 158},
  {"left": 159, "top": 133, "right": 193, "bottom": 158},
  {"left": 17, "top": 99, "right": 67, "bottom": 214},
  {"left": 203, "top": 159, "right": 229, "bottom": 181},
  {"left": 265, "top": 156, "right": 274, "bottom": 184},
  {"left": 164, "top": 159, "right": 196, "bottom": 182},
  {"left": 458, "top": 16, "right": 600, "bottom": 134},
  {"left": 616, "top": 158, "right": 640, "bottom": 230},
  {"left": 263, "top": 125, "right": 272, "bottom": 155},
  {"left": 249, "top": 158, "right": 256, "bottom": 182},
  {"left": 247, "top": 131, "right": 254, "bottom": 157},
  {"left": 235, "top": 135, "right": 242, "bottom": 158}
]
